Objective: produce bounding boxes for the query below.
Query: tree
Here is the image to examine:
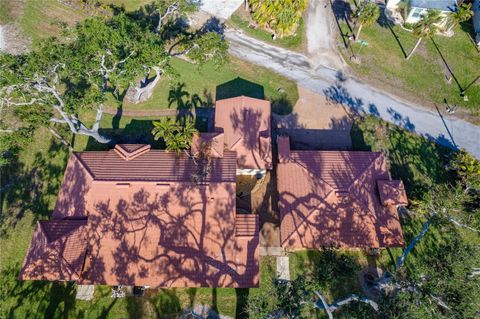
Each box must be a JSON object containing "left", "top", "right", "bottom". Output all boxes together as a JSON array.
[
  {"left": 0, "top": 3, "right": 227, "bottom": 162},
  {"left": 248, "top": 0, "right": 307, "bottom": 38},
  {"left": 406, "top": 10, "right": 442, "bottom": 60},
  {"left": 447, "top": 3, "right": 474, "bottom": 33},
  {"left": 151, "top": 118, "right": 197, "bottom": 155},
  {"left": 450, "top": 150, "right": 480, "bottom": 192},
  {"left": 353, "top": 2, "right": 380, "bottom": 41}
]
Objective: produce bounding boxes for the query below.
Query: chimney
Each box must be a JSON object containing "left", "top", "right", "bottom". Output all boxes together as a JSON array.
[{"left": 277, "top": 135, "right": 290, "bottom": 163}]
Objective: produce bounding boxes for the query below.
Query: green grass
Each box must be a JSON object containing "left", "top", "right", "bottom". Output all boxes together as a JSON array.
[
  {"left": 115, "top": 57, "right": 298, "bottom": 114},
  {"left": 20, "top": 0, "right": 86, "bottom": 46},
  {"left": 339, "top": 21, "right": 480, "bottom": 118},
  {"left": 228, "top": 9, "right": 305, "bottom": 51}
]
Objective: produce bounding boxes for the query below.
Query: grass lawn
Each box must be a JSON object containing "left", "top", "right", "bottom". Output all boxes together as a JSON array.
[
  {"left": 338, "top": 18, "right": 480, "bottom": 119},
  {"left": 115, "top": 57, "right": 299, "bottom": 115},
  {"left": 228, "top": 6, "right": 305, "bottom": 51}
]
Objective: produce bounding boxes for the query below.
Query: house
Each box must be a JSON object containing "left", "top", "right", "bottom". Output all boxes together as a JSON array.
[
  {"left": 473, "top": 0, "right": 480, "bottom": 46},
  {"left": 213, "top": 96, "right": 272, "bottom": 175},
  {"left": 20, "top": 144, "right": 259, "bottom": 288},
  {"left": 276, "top": 136, "right": 406, "bottom": 250},
  {"left": 387, "top": 0, "right": 456, "bottom": 26}
]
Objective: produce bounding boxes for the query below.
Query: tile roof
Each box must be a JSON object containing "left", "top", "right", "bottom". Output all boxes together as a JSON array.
[
  {"left": 75, "top": 146, "right": 236, "bottom": 182},
  {"left": 378, "top": 180, "right": 408, "bottom": 206},
  {"left": 191, "top": 132, "right": 225, "bottom": 158},
  {"left": 236, "top": 214, "right": 260, "bottom": 237},
  {"left": 277, "top": 137, "right": 404, "bottom": 249},
  {"left": 19, "top": 219, "right": 88, "bottom": 281},
  {"left": 215, "top": 96, "right": 272, "bottom": 170},
  {"left": 21, "top": 146, "right": 259, "bottom": 288}
]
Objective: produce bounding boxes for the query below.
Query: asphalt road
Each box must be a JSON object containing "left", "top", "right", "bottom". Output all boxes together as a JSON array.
[{"left": 225, "top": 29, "right": 480, "bottom": 158}]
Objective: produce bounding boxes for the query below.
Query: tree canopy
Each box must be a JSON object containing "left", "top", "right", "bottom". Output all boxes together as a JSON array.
[
  {"left": 0, "top": 2, "right": 227, "bottom": 165},
  {"left": 248, "top": 0, "right": 307, "bottom": 38}
]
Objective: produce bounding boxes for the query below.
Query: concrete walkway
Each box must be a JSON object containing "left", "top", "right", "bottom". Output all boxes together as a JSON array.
[{"left": 225, "top": 30, "right": 480, "bottom": 158}]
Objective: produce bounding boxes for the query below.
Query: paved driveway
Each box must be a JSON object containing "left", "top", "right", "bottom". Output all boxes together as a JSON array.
[{"left": 225, "top": 30, "right": 480, "bottom": 158}]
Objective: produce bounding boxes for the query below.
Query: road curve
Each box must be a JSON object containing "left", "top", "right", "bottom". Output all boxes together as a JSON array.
[{"left": 225, "top": 29, "right": 480, "bottom": 158}]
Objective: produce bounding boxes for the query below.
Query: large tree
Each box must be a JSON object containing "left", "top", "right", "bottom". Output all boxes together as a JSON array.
[
  {"left": 447, "top": 3, "right": 474, "bottom": 33},
  {"left": 0, "top": 2, "right": 227, "bottom": 163}
]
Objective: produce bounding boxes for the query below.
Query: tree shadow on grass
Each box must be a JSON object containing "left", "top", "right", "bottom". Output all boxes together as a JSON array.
[
  {"left": 0, "top": 138, "right": 68, "bottom": 235},
  {"left": 216, "top": 77, "right": 264, "bottom": 101},
  {"left": 377, "top": 10, "right": 408, "bottom": 58}
]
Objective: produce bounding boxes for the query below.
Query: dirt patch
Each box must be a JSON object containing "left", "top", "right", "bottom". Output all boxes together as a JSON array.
[{"left": 0, "top": 24, "right": 30, "bottom": 54}]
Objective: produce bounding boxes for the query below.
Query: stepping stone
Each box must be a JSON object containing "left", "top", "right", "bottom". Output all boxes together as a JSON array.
[
  {"left": 276, "top": 256, "right": 290, "bottom": 281},
  {"left": 76, "top": 285, "right": 94, "bottom": 301}
]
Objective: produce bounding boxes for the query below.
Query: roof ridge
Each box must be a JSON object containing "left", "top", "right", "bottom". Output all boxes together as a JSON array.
[
  {"left": 290, "top": 156, "right": 337, "bottom": 191},
  {"left": 347, "top": 152, "right": 383, "bottom": 193}
]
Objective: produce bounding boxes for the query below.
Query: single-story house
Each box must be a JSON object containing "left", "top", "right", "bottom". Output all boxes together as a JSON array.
[
  {"left": 195, "top": 95, "right": 272, "bottom": 176},
  {"left": 387, "top": 0, "right": 457, "bottom": 26},
  {"left": 20, "top": 144, "right": 259, "bottom": 288},
  {"left": 277, "top": 136, "right": 406, "bottom": 250}
]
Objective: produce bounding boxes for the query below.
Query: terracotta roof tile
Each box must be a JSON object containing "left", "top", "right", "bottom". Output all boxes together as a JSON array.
[
  {"left": 236, "top": 214, "right": 259, "bottom": 237},
  {"left": 215, "top": 96, "right": 272, "bottom": 170},
  {"left": 378, "top": 180, "right": 408, "bottom": 206},
  {"left": 20, "top": 220, "right": 88, "bottom": 281},
  {"left": 191, "top": 132, "right": 225, "bottom": 158},
  {"left": 278, "top": 149, "right": 405, "bottom": 249},
  {"left": 21, "top": 146, "right": 259, "bottom": 288}
]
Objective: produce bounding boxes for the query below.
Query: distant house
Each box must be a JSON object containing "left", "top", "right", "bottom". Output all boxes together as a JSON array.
[
  {"left": 276, "top": 136, "right": 407, "bottom": 250},
  {"left": 387, "top": 0, "right": 456, "bottom": 26},
  {"left": 473, "top": 0, "right": 480, "bottom": 46},
  {"left": 20, "top": 143, "right": 260, "bottom": 287}
]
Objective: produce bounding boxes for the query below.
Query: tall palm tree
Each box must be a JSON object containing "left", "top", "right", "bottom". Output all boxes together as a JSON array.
[
  {"left": 354, "top": 2, "right": 380, "bottom": 41},
  {"left": 447, "top": 3, "right": 474, "bottom": 33},
  {"left": 406, "top": 10, "right": 442, "bottom": 60}
]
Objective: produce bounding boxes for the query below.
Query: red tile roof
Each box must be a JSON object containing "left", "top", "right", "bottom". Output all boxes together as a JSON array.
[
  {"left": 191, "top": 132, "right": 225, "bottom": 158},
  {"left": 215, "top": 96, "right": 272, "bottom": 170},
  {"left": 378, "top": 180, "right": 408, "bottom": 206},
  {"left": 21, "top": 145, "right": 259, "bottom": 288},
  {"left": 19, "top": 219, "right": 88, "bottom": 281},
  {"left": 277, "top": 137, "right": 404, "bottom": 249},
  {"left": 75, "top": 146, "right": 236, "bottom": 182},
  {"left": 236, "top": 214, "right": 260, "bottom": 237}
]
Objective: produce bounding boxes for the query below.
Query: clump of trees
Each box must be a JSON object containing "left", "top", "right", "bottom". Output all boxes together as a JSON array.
[
  {"left": 0, "top": 0, "right": 227, "bottom": 165},
  {"left": 247, "top": 0, "right": 307, "bottom": 38}
]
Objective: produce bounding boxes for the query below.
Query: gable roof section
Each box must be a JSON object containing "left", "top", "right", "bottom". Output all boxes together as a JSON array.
[
  {"left": 215, "top": 96, "right": 272, "bottom": 170},
  {"left": 378, "top": 180, "right": 408, "bottom": 206},
  {"left": 19, "top": 219, "right": 88, "bottom": 281},
  {"left": 75, "top": 146, "right": 236, "bottom": 182},
  {"left": 277, "top": 140, "right": 404, "bottom": 249}
]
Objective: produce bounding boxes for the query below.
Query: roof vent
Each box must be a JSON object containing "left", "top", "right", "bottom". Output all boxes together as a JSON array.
[{"left": 114, "top": 144, "right": 151, "bottom": 161}]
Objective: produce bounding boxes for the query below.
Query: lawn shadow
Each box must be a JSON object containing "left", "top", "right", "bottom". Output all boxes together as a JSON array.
[
  {"left": 430, "top": 37, "right": 464, "bottom": 94},
  {"left": 86, "top": 119, "right": 165, "bottom": 151},
  {"left": 235, "top": 288, "right": 250, "bottom": 319},
  {"left": 331, "top": 0, "right": 354, "bottom": 49},
  {"left": 216, "top": 77, "right": 264, "bottom": 101},
  {"left": 377, "top": 10, "right": 407, "bottom": 58}
]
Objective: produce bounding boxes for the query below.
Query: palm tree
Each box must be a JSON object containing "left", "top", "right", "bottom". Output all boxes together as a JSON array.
[
  {"left": 249, "top": 0, "right": 307, "bottom": 38},
  {"left": 354, "top": 2, "right": 380, "bottom": 41},
  {"left": 406, "top": 10, "right": 442, "bottom": 60},
  {"left": 447, "top": 3, "right": 474, "bottom": 33},
  {"left": 151, "top": 118, "right": 197, "bottom": 155}
]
